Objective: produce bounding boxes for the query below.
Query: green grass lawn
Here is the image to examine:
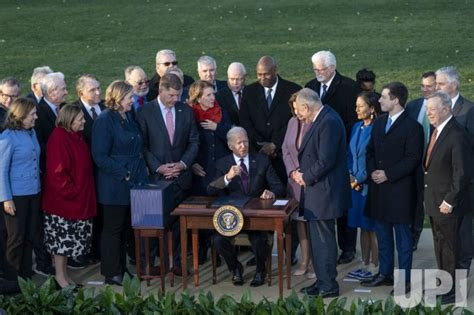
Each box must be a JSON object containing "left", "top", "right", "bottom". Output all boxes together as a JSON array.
[{"left": 0, "top": 0, "right": 473, "bottom": 102}]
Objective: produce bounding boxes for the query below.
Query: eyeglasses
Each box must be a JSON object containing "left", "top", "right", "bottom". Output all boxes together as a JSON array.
[
  {"left": 313, "top": 67, "right": 329, "bottom": 73},
  {"left": 158, "top": 61, "right": 178, "bottom": 66},
  {"left": 0, "top": 92, "right": 20, "bottom": 100},
  {"left": 136, "top": 80, "right": 149, "bottom": 86}
]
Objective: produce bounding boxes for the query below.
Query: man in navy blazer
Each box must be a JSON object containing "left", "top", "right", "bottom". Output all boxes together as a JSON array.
[
  {"left": 362, "top": 82, "right": 424, "bottom": 290},
  {"left": 405, "top": 71, "right": 437, "bottom": 251},
  {"left": 293, "top": 88, "right": 351, "bottom": 298}
]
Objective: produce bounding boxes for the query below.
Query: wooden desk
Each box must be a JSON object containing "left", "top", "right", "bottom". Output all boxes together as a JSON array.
[{"left": 171, "top": 197, "right": 298, "bottom": 298}]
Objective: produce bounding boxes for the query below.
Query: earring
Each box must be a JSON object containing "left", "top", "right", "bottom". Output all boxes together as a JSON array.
[{"left": 370, "top": 113, "right": 374, "bottom": 120}]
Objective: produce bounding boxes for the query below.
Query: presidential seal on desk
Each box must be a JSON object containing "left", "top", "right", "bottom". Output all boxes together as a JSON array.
[{"left": 213, "top": 205, "right": 244, "bottom": 236}]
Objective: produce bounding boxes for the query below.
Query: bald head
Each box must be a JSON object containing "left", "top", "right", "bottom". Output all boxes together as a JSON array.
[
  {"left": 256, "top": 56, "right": 278, "bottom": 88},
  {"left": 227, "top": 62, "right": 246, "bottom": 93}
]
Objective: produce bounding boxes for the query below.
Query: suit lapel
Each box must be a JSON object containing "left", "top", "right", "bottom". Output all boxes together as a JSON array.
[
  {"left": 322, "top": 72, "right": 340, "bottom": 103},
  {"left": 453, "top": 96, "right": 463, "bottom": 116},
  {"left": 385, "top": 111, "right": 407, "bottom": 135},
  {"left": 174, "top": 104, "right": 184, "bottom": 146},
  {"left": 152, "top": 100, "right": 171, "bottom": 146},
  {"left": 298, "top": 107, "right": 328, "bottom": 153},
  {"left": 248, "top": 154, "right": 258, "bottom": 194},
  {"left": 425, "top": 118, "right": 453, "bottom": 168}
]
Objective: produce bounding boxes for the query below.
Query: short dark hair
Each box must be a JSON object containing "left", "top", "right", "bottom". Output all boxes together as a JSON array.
[
  {"left": 422, "top": 71, "right": 436, "bottom": 79},
  {"left": 382, "top": 82, "right": 409, "bottom": 107},
  {"left": 159, "top": 73, "right": 182, "bottom": 92},
  {"left": 356, "top": 68, "right": 376, "bottom": 84},
  {"left": 357, "top": 91, "right": 382, "bottom": 116}
]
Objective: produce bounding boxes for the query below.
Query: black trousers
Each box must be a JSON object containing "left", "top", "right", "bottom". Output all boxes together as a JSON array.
[
  {"left": 100, "top": 204, "right": 131, "bottom": 277},
  {"left": 3, "top": 194, "right": 41, "bottom": 280},
  {"left": 456, "top": 211, "right": 473, "bottom": 271},
  {"left": 213, "top": 232, "right": 271, "bottom": 273},
  {"left": 337, "top": 212, "right": 357, "bottom": 253},
  {"left": 0, "top": 203, "right": 7, "bottom": 276},
  {"left": 430, "top": 215, "right": 462, "bottom": 281}
]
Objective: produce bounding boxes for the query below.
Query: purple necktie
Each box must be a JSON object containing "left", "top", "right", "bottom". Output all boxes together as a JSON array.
[
  {"left": 165, "top": 108, "right": 174, "bottom": 144},
  {"left": 240, "top": 158, "right": 249, "bottom": 194}
]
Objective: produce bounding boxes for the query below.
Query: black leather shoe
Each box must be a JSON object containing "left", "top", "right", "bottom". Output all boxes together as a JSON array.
[
  {"left": 105, "top": 275, "right": 124, "bottom": 286},
  {"left": 250, "top": 272, "right": 265, "bottom": 287},
  {"left": 300, "top": 282, "right": 319, "bottom": 295},
  {"left": 361, "top": 273, "right": 394, "bottom": 287},
  {"left": 316, "top": 288, "right": 340, "bottom": 298},
  {"left": 232, "top": 263, "right": 244, "bottom": 286},
  {"left": 246, "top": 256, "right": 256, "bottom": 266},
  {"left": 337, "top": 251, "right": 355, "bottom": 264},
  {"left": 390, "top": 283, "right": 411, "bottom": 296}
]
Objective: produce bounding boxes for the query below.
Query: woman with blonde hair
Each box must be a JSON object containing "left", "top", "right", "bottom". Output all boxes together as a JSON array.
[
  {"left": 42, "top": 104, "right": 97, "bottom": 289},
  {"left": 91, "top": 80, "right": 148, "bottom": 286}
]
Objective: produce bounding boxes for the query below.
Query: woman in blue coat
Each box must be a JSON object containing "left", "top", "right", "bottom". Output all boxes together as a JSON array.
[
  {"left": 0, "top": 98, "right": 41, "bottom": 280},
  {"left": 92, "top": 80, "right": 148, "bottom": 286},
  {"left": 347, "top": 91, "right": 381, "bottom": 280}
]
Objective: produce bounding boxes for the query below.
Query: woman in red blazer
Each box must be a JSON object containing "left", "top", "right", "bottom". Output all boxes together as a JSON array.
[{"left": 42, "top": 104, "right": 96, "bottom": 289}]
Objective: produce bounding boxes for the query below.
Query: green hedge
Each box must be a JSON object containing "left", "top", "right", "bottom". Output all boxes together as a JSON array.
[{"left": 0, "top": 276, "right": 471, "bottom": 315}]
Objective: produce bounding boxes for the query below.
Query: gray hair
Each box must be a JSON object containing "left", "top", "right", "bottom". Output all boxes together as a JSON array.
[
  {"left": 124, "top": 65, "right": 144, "bottom": 81},
  {"left": 30, "top": 66, "right": 53, "bottom": 85},
  {"left": 227, "top": 62, "right": 247, "bottom": 76},
  {"left": 155, "top": 49, "right": 176, "bottom": 64},
  {"left": 296, "top": 88, "right": 322, "bottom": 110},
  {"left": 436, "top": 66, "right": 460, "bottom": 89},
  {"left": 40, "top": 72, "right": 65, "bottom": 97},
  {"left": 226, "top": 126, "right": 247, "bottom": 143},
  {"left": 166, "top": 67, "right": 184, "bottom": 83},
  {"left": 197, "top": 55, "right": 217, "bottom": 70},
  {"left": 75, "top": 74, "right": 98, "bottom": 95},
  {"left": 0, "top": 77, "right": 20, "bottom": 90},
  {"left": 311, "top": 50, "right": 337, "bottom": 68},
  {"left": 428, "top": 91, "right": 453, "bottom": 111}
]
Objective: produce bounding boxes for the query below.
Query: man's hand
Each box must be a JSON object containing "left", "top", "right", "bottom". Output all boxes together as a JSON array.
[
  {"left": 192, "top": 163, "right": 206, "bottom": 177},
  {"left": 260, "top": 189, "right": 275, "bottom": 200},
  {"left": 225, "top": 165, "right": 241, "bottom": 181},
  {"left": 439, "top": 200, "right": 453, "bottom": 214},
  {"left": 200, "top": 119, "right": 217, "bottom": 131},
  {"left": 257, "top": 142, "right": 277, "bottom": 158},
  {"left": 3, "top": 200, "right": 16, "bottom": 216},
  {"left": 293, "top": 170, "right": 306, "bottom": 187},
  {"left": 371, "top": 170, "right": 388, "bottom": 184},
  {"left": 157, "top": 163, "right": 184, "bottom": 179}
]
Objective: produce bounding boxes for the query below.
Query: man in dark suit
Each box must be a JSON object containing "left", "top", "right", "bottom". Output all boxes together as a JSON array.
[
  {"left": 405, "top": 71, "right": 437, "bottom": 251},
  {"left": 34, "top": 72, "right": 69, "bottom": 276},
  {"left": 239, "top": 55, "right": 301, "bottom": 185},
  {"left": 197, "top": 55, "right": 227, "bottom": 93},
  {"left": 208, "top": 126, "right": 285, "bottom": 287},
  {"left": 305, "top": 50, "right": 360, "bottom": 265},
  {"left": 137, "top": 73, "right": 199, "bottom": 274},
  {"left": 147, "top": 49, "right": 194, "bottom": 101},
  {"left": 0, "top": 77, "right": 21, "bottom": 132},
  {"left": 362, "top": 82, "right": 424, "bottom": 289},
  {"left": 215, "top": 62, "right": 247, "bottom": 126},
  {"left": 26, "top": 66, "right": 53, "bottom": 105},
  {"left": 293, "top": 88, "right": 351, "bottom": 297},
  {"left": 424, "top": 91, "right": 472, "bottom": 304},
  {"left": 436, "top": 66, "right": 474, "bottom": 273}
]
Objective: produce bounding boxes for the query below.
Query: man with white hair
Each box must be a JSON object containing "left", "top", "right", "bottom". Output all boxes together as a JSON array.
[
  {"left": 26, "top": 66, "right": 53, "bottom": 105},
  {"left": 215, "top": 62, "right": 247, "bottom": 125},
  {"left": 0, "top": 77, "right": 21, "bottom": 131},
  {"left": 436, "top": 66, "right": 474, "bottom": 274},
  {"left": 147, "top": 49, "right": 194, "bottom": 101},
  {"left": 305, "top": 50, "right": 360, "bottom": 265},
  {"left": 125, "top": 65, "right": 149, "bottom": 112},
  {"left": 197, "top": 55, "right": 226, "bottom": 92}
]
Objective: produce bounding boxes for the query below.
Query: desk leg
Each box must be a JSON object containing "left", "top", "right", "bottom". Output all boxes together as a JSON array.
[
  {"left": 180, "top": 216, "right": 188, "bottom": 289},
  {"left": 159, "top": 231, "right": 165, "bottom": 292},
  {"left": 167, "top": 230, "right": 174, "bottom": 287},
  {"left": 192, "top": 228, "right": 199, "bottom": 287},
  {"left": 285, "top": 221, "right": 292, "bottom": 290},
  {"left": 144, "top": 237, "right": 151, "bottom": 286},
  {"left": 134, "top": 230, "right": 141, "bottom": 281},
  {"left": 276, "top": 220, "right": 284, "bottom": 298}
]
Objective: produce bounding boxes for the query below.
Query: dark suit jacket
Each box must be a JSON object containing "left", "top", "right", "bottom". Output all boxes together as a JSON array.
[
  {"left": 215, "top": 87, "right": 242, "bottom": 126},
  {"left": 298, "top": 106, "right": 351, "bottom": 220},
  {"left": 365, "top": 111, "right": 424, "bottom": 224},
  {"left": 35, "top": 98, "right": 59, "bottom": 173},
  {"left": 72, "top": 99, "right": 106, "bottom": 146},
  {"left": 214, "top": 80, "right": 227, "bottom": 92},
  {"left": 305, "top": 71, "right": 360, "bottom": 134},
  {"left": 0, "top": 105, "right": 7, "bottom": 133},
  {"left": 136, "top": 100, "right": 199, "bottom": 191},
  {"left": 405, "top": 97, "right": 424, "bottom": 121},
  {"left": 91, "top": 109, "right": 148, "bottom": 205},
  {"left": 452, "top": 94, "right": 474, "bottom": 143},
  {"left": 26, "top": 92, "right": 40, "bottom": 105},
  {"left": 207, "top": 153, "right": 285, "bottom": 198},
  {"left": 239, "top": 76, "right": 301, "bottom": 153},
  {"left": 424, "top": 118, "right": 471, "bottom": 217},
  {"left": 147, "top": 73, "right": 195, "bottom": 101}
]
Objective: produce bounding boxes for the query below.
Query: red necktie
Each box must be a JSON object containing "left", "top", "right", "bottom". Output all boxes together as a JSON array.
[{"left": 138, "top": 96, "right": 144, "bottom": 106}]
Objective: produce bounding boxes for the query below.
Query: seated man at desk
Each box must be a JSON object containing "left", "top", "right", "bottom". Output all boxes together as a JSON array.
[{"left": 207, "top": 126, "right": 285, "bottom": 287}]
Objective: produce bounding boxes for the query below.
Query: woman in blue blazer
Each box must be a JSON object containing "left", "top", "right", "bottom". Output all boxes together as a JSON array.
[
  {"left": 346, "top": 92, "right": 381, "bottom": 280},
  {"left": 91, "top": 81, "right": 148, "bottom": 286},
  {"left": 0, "top": 98, "right": 41, "bottom": 280}
]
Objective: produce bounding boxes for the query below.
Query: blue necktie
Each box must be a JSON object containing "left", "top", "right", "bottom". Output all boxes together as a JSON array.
[
  {"left": 321, "top": 84, "right": 328, "bottom": 99},
  {"left": 385, "top": 117, "right": 392, "bottom": 133},
  {"left": 266, "top": 89, "right": 273, "bottom": 109}
]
